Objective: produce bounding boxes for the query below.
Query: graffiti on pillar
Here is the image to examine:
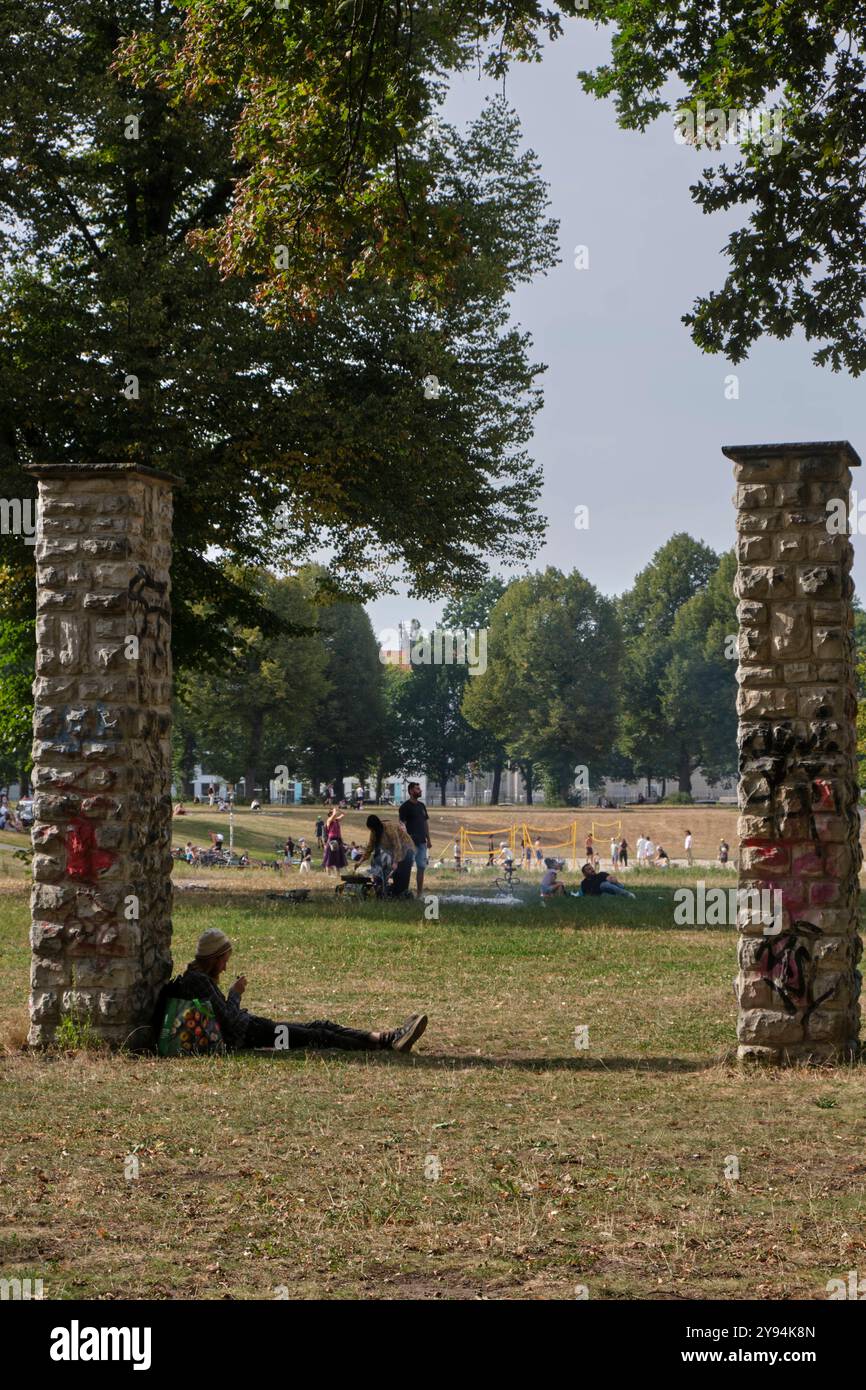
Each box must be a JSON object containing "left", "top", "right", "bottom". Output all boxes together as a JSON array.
[
  {"left": 753, "top": 921, "right": 837, "bottom": 1023},
  {"left": 738, "top": 718, "right": 848, "bottom": 876},
  {"left": 128, "top": 566, "right": 169, "bottom": 639},
  {"left": 65, "top": 815, "right": 115, "bottom": 882}
]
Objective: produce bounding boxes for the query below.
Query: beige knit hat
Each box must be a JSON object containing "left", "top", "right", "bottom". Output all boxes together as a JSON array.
[{"left": 195, "top": 928, "right": 232, "bottom": 960}]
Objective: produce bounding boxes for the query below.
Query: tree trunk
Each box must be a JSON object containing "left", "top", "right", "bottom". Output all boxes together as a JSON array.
[
  {"left": 678, "top": 749, "right": 692, "bottom": 795},
  {"left": 439, "top": 774, "right": 448, "bottom": 807},
  {"left": 491, "top": 758, "right": 503, "bottom": 805},
  {"left": 245, "top": 708, "right": 264, "bottom": 805},
  {"left": 523, "top": 762, "right": 534, "bottom": 806},
  {"left": 660, "top": 776, "right": 667, "bottom": 799},
  {"left": 645, "top": 773, "right": 652, "bottom": 798},
  {"left": 181, "top": 731, "right": 196, "bottom": 798}
]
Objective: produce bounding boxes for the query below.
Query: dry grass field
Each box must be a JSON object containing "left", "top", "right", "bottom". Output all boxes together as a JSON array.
[
  {"left": 1, "top": 803, "right": 866, "bottom": 1301},
  {"left": 161, "top": 801, "right": 742, "bottom": 868}
]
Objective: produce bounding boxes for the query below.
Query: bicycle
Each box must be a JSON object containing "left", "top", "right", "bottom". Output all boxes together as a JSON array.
[{"left": 492, "top": 861, "right": 521, "bottom": 895}]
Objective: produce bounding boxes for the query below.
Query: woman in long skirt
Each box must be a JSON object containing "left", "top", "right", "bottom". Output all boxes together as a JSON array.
[{"left": 323, "top": 808, "right": 347, "bottom": 873}]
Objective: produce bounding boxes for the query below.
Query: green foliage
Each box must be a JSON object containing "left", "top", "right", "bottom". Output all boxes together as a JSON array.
[
  {"left": 371, "top": 664, "right": 413, "bottom": 796},
  {"left": 0, "top": 616, "right": 34, "bottom": 787},
  {"left": 300, "top": 595, "right": 386, "bottom": 790},
  {"left": 176, "top": 568, "right": 330, "bottom": 798},
  {"left": 661, "top": 550, "right": 739, "bottom": 787},
  {"left": 124, "top": 0, "right": 564, "bottom": 312},
  {"left": 576, "top": 2, "right": 866, "bottom": 373},
  {"left": 462, "top": 567, "right": 622, "bottom": 800},
  {"left": 392, "top": 660, "right": 477, "bottom": 805},
  {"left": 54, "top": 994, "right": 103, "bottom": 1052},
  {"left": 660, "top": 792, "right": 694, "bottom": 805},
  {"left": 0, "top": 3, "right": 556, "bottom": 684},
  {"left": 149, "top": 1, "right": 866, "bottom": 373},
  {"left": 617, "top": 534, "right": 721, "bottom": 793}
]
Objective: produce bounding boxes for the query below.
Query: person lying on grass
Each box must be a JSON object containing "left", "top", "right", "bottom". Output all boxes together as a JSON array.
[
  {"left": 166, "top": 929, "right": 428, "bottom": 1053},
  {"left": 577, "top": 864, "right": 636, "bottom": 900},
  {"left": 540, "top": 858, "right": 566, "bottom": 900}
]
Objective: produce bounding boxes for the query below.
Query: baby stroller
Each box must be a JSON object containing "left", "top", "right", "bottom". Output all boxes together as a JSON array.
[
  {"left": 336, "top": 850, "right": 394, "bottom": 900},
  {"left": 369, "top": 849, "right": 394, "bottom": 898}
]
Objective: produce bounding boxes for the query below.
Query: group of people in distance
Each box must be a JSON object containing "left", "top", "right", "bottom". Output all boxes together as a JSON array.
[
  {"left": 310, "top": 783, "right": 432, "bottom": 898},
  {"left": 0, "top": 792, "right": 33, "bottom": 833}
]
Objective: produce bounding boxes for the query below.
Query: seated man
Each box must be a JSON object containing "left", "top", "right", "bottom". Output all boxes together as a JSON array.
[
  {"left": 655, "top": 846, "right": 670, "bottom": 868},
  {"left": 540, "top": 858, "right": 566, "bottom": 900},
  {"left": 356, "top": 815, "right": 416, "bottom": 895},
  {"left": 165, "top": 929, "right": 428, "bottom": 1053},
  {"left": 577, "top": 864, "right": 636, "bottom": 899}
]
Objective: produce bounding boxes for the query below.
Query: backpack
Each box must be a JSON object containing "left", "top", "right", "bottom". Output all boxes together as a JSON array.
[{"left": 158, "top": 996, "right": 224, "bottom": 1057}]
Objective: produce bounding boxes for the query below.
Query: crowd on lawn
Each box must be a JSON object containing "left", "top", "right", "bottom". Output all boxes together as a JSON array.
[
  {"left": 175, "top": 785, "right": 736, "bottom": 906},
  {"left": 0, "top": 793, "right": 34, "bottom": 833}
]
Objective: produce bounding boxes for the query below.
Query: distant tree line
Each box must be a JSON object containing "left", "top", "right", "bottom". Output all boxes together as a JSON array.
[{"left": 161, "top": 534, "right": 739, "bottom": 807}]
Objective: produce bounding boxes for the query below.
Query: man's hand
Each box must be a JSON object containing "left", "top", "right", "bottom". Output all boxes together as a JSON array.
[{"left": 232, "top": 975, "right": 247, "bottom": 996}]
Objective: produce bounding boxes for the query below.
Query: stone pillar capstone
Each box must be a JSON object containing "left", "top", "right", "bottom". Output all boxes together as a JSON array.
[
  {"left": 724, "top": 440, "right": 862, "bottom": 1063},
  {"left": 27, "top": 461, "right": 177, "bottom": 1047}
]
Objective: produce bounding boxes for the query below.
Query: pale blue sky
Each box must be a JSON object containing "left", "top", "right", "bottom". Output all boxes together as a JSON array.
[{"left": 366, "top": 23, "right": 863, "bottom": 638}]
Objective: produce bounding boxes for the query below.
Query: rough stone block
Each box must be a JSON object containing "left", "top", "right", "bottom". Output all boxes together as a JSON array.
[
  {"left": 775, "top": 534, "right": 808, "bottom": 563},
  {"left": 737, "top": 535, "right": 772, "bottom": 562},
  {"left": 770, "top": 604, "right": 811, "bottom": 658},
  {"left": 739, "top": 1009, "right": 803, "bottom": 1046}
]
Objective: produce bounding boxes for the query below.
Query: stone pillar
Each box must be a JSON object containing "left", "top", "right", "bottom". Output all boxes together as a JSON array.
[
  {"left": 27, "top": 461, "right": 177, "bottom": 1047},
  {"left": 724, "top": 440, "right": 862, "bottom": 1063}
]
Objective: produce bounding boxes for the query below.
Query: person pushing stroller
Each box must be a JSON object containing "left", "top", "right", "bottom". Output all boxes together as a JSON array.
[{"left": 356, "top": 815, "right": 417, "bottom": 897}]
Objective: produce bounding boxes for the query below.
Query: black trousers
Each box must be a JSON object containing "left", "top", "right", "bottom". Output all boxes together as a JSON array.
[
  {"left": 243, "top": 1014, "right": 380, "bottom": 1050},
  {"left": 390, "top": 849, "right": 415, "bottom": 896}
]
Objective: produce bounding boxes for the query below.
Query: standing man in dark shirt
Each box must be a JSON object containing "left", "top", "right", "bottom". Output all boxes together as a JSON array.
[{"left": 399, "top": 781, "right": 432, "bottom": 896}]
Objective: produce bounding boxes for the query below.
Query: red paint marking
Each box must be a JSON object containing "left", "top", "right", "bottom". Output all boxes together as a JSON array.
[
  {"left": 750, "top": 844, "right": 789, "bottom": 868},
  {"left": 65, "top": 816, "right": 115, "bottom": 883},
  {"left": 813, "top": 778, "right": 834, "bottom": 810}
]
